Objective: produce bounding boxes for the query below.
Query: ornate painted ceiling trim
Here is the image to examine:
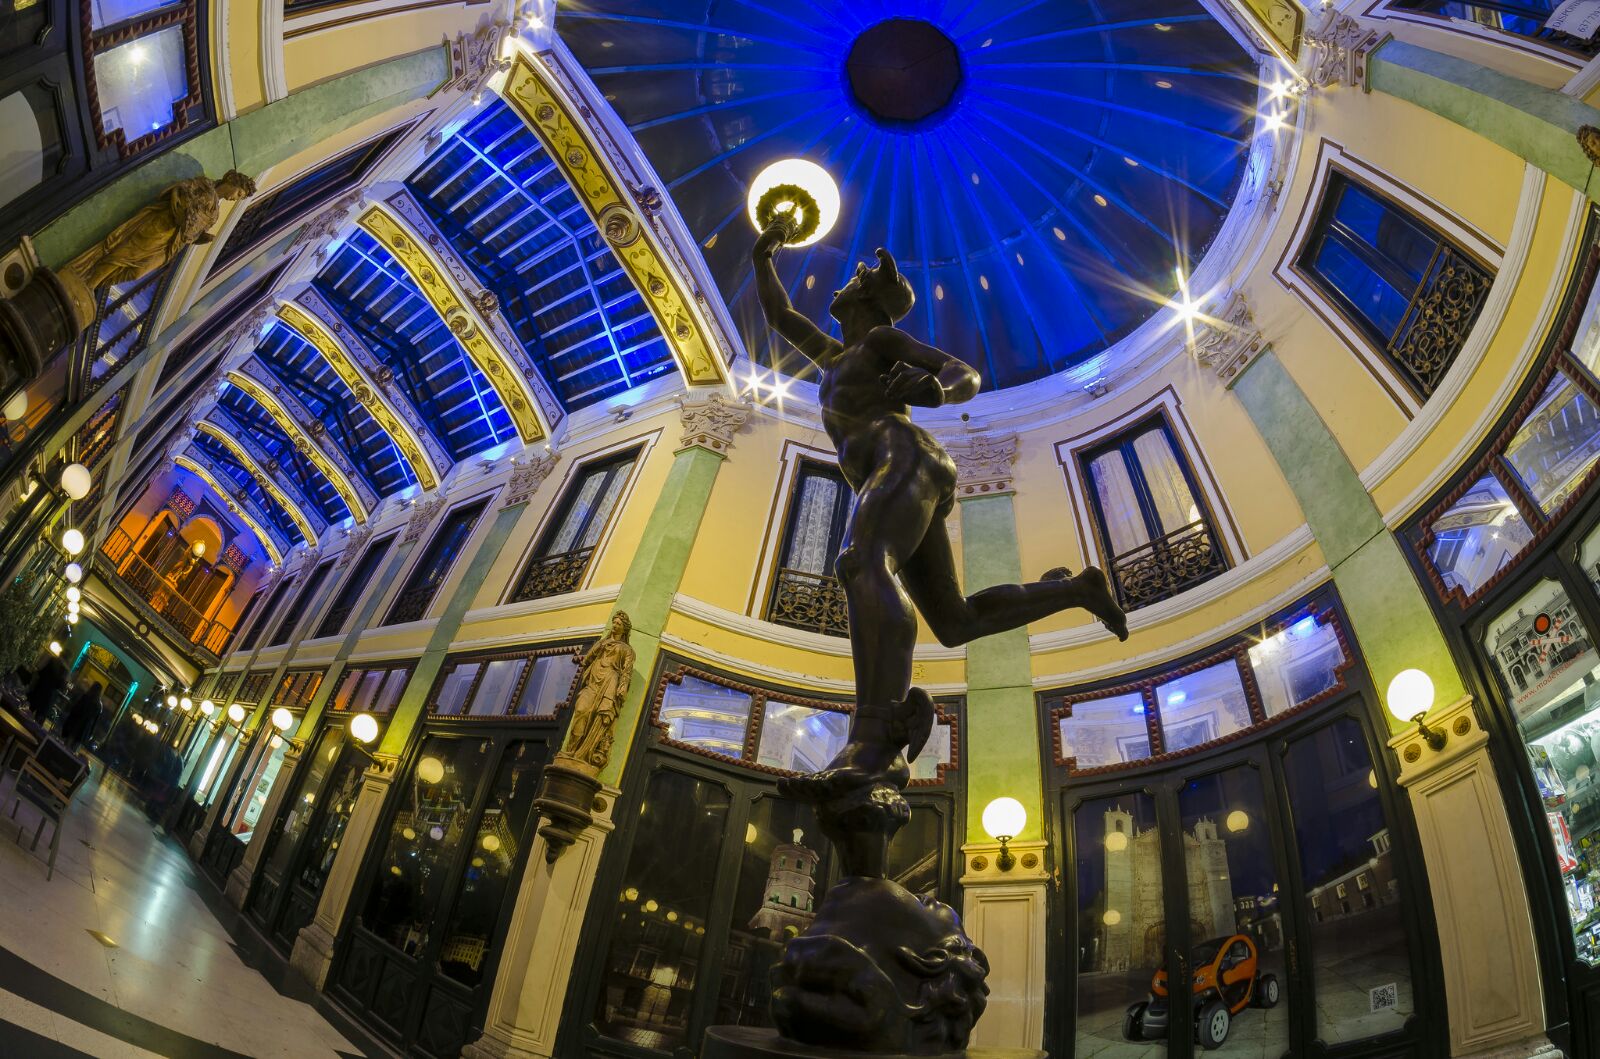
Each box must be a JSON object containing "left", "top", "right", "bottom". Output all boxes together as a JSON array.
[
  {"left": 224, "top": 363, "right": 374, "bottom": 522},
  {"left": 280, "top": 291, "right": 450, "bottom": 491},
  {"left": 191, "top": 422, "right": 321, "bottom": 548},
  {"left": 200, "top": 407, "right": 331, "bottom": 538},
  {"left": 501, "top": 51, "right": 731, "bottom": 393},
  {"left": 172, "top": 453, "right": 287, "bottom": 566},
  {"left": 356, "top": 198, "right": 557, "bottom": 443}
]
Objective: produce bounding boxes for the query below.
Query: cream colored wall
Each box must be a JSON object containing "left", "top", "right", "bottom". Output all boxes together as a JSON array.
[{"left": 283, "top": 1, "right": 490, "bottom": 93}]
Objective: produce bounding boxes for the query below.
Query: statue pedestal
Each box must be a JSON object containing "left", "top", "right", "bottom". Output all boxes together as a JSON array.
[{"left": 702, "top": 1027, "right": 1045, "bottom": 1059}]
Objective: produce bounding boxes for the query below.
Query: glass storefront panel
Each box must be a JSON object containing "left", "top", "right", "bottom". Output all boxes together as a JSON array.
[
  {"left": 1485, "top": 577, "right": 1600, "bottom": 963},
  {"left": 261, "top": 727, "right": 345, "bottom": 880},
  {"left": 1425, "top": 474, "right": 1533, "bottom": 597},
  {"left": 909, "top": 719, "right": 953, "bottom": 782},
  {"left": 227, "top": 734, "right": 288, "bottom": 840},
  {"left": 712, "top": 798, "right": 832, "bottom": 1029},
  {"left": 1075, "top": 791, "right": 1165, "bottom": 1056},
  {"left": 295, "top": 747, "right": 366, "bottom": 897},
  {"left": 1059, "top": 692, "right": 1153, "bottom": 770},
  {"left": 468, "top": 659, "right": 528, "bottom": 717},
  {"left": 594, "top": 768, "right": 731, "bottom": 1052},
  {"left": 659, "top": 676, "right": 754, "bottom": 756},
  {"left": 92, "top": 26, "right": 189, "bottom": 137},
  {"left": 753, "top": 701, "right": 848, "bottom": 772},
  {"left": 361, "top": 736, "right": 487, "bottom": 957},
  {"left": 1155, "top": 662, "right": 1252, "bottom": 752},
  {"left": 1502, "top": 372, "right": 1600, "bottom": 515},
  {"left": 431, "top": 662, "right": 481, "bottom": 716},
  {"left": 1248, "top": 614, "right": 1347, "bottom": 716},
  {"left": 512, "top": 653, "right": 577, "bottom": 716},
  {"left": 1282, "top": 717, "right": 1413, "bottom": 1043},
  {"left": 1176, "top": 767, "right": 1289, "bottom": 1054}
]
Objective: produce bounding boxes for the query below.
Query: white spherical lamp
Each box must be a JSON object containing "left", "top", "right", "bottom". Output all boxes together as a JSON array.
[
  {"left": 64, "top": 563, "right": 82, "bottom": 584},
  {"left": 180, "top": 696, "right": 193, "bottom": 711},
  {"left": 166, "top": 695, "right": 178, "bottom": 708},
  {"left": 64, "top": 612, "right": 78, "bottom": 625},
  {"left": 3, "top": 389, "right": 28, "bottom": 421},
  {"left": 747, "top": 158, "right": 841, "bottom": 248},
  {"left": 66, "top": 601, "right": 79, "bottom": 616},
  {"left": 271, "top": 707, "right": 293, "bottom": 732},
  {"left": 60, "top": 529, "right": 84, "bottom": 556},
  {"left": 1387, "top": 668, "right": 1446, "bottom": 751},
  {"left": 981, "top": 797, "right": 1028, "bottom": 872},
  {"left": 59, "top": 463, "right": 91, "bottom": 500},
  {"left": 65, "top": 586, "right": 80, "bottom": 603},
  {"left": 417, "top": 755, "right": 445, "bottom": 785},
  {"left": 227, "top": 703, "right": 245, "bottom": 724},
  {"left": 199, "top": 700, "right": 214, "bottom": 716},
  {"left": 48, "top": 641, "right": 61, "bottom": 655},
  {"left": 350, "top": 711, "right": 379, "bottom": 745}
]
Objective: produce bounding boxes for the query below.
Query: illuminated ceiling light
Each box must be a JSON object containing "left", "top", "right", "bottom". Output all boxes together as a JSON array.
[
  {"left": 934, "top": 284, "right": 945, "bottom": 300},
  {"left": 643, "top": 899, "right": 659, "bottom": 913},
  {"left": 65, "top": 586, "right": 80, "bottom": 603},
  {"left": 127, "top": 42, "right": 147, "bottom": 66},
  {"left": 64, "top": 563, "right": 82, "bottom": 584},
  {"left": 1015, "top": 252, "right": 1024, "bottom": 266},
  {"left": 227, "top": 703, "right": 246, "bottom": 724},
  {"left": 67, "top": 601, "right": 79, "bottom": 616},
  {"left": 1261, "top": 111, "right": 1285, "bottom": 134},
  {"left": 481, "top": 833, "right": 501, "bottom": 852},
  {"left": 1052, "top": 227, "right": 1066, "bottom": 240},
  {"left": 1093, "top": 194, "right": 1108, "bottom": 208},
  {"left": 65, "top": 613, "right": 78, "bottom": 624},
  {"left": 1155, "top": 80, "right": 1173, "bottom": 89},
  {"left": 167, "top": 695, "right": 178, "bottom": 707},
  {"left": 747, "top": 158, "right": 841, "bottom": 248},
  {"left": 805, "top": 275, "right": 815, "bottom": 289},
  {"left": 1124, "top": 157, "right": 1139, "bottom": 167},
  {"left": 181, "top": 696, "right": 193, "bottom": 711},
  {"left": 2, "top": 390, "right": 28, "bottom": 421},
  {"left": 60, "top": 529, "right": 85, "bottom": 556},
  {"left": 59, "top": 463, "right": 91, "bottom": 500},
  {"left": 1154, "top": 22, "right": 1172, "bottom": 30},
  {"left": 979, "top": 275, "right": 989, "bottom": 291},
  {"left": 350, "top": 711, "right": 380, "bottom": 744},
  {"left": 271, "top": 707, "right": 293, "bottom": 731}
]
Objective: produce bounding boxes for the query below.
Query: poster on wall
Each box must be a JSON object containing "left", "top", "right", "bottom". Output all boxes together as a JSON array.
[
  {"left": 1233, "top": 0, "right": 1307, "bottom": 63},
  {"left": 1484, "top": 578, "right": 1600, "bottom": 724}
]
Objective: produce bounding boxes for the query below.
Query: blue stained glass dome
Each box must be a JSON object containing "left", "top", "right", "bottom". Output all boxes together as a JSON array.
[{"left": 556, "top": 0, "right": 1258, "bottom": 391}]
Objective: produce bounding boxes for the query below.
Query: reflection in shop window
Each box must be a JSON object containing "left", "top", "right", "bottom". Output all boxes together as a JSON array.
[
  {"left": 1502, "top": 370, "right": 1600, "bottom": 515},
  {"left": 1282, "top": 717, "right": 1413, "bottom": 1042},
  {"left": 594, "top": 769, "right": 730, "bottom": 1052},
  {"left": 754, "top": 701, "right": 849, "bottom": 772},
  {"left": 1424, "top": 473, "right": 1533, "bottom": 596},
  {"left": 1484, "top": 578, "right": 1600, "bottom": 964},
  {"left": 431, "top": 662, "right": 482, "bottom": 716},
  {"left": 1057, "top": 692, "right": 1153, "bottom": 769},
  {"left": 93, "top": 27, "right": 189, "bottom": 138},
  {"left": 1248, "top": 613, "right": 1348, "bottom": 717},
  {"left": 909, "top": 718, "right": 954, "bottom": 782},
  {"left": 660, "top": 676, "right": 755, "bottom": 757},
  {"left": 1154, "top": 661, "right": 1253, "bottom": 752},
  {"left": 511, "top": 653, "right": 578, "bottom": 716}
]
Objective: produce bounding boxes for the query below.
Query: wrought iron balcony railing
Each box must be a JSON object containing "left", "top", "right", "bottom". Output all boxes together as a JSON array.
[
  {"left": 1386, "top": 243, "right": 1494, "bottom": 398},
  {"left": 1108, "top": 520, "right": 1227, "bottom": 611},
  {"left": 768, "top": 567, "right": 850, "bottom": 638},
  {"left": 98, "top": 528, "right": 234, "bottom": 658},
  {"left": 315, "top": 603, "right": 355, "bottom": 640},
  {"left": 386, "top": 583, "right": 442, "bottom": 626},
  {"left": 510, "top": 547, "right": 594, "bottom": 603}
]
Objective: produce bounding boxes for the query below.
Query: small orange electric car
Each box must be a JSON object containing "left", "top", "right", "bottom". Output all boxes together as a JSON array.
[{"left": 1122, "top": 933, "right": 1279, "bottom": 1049}]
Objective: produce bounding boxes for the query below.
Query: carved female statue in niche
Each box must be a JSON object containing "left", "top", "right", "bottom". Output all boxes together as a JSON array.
[
  {"left": 65, "top": 170, "right": 257, "bottom": 292},
  {"left": 560, "top": 611, "right": 634, "bottom": 773}
]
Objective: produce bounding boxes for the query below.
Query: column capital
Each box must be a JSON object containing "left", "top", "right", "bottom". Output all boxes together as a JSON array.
[
  {"left": 336, "top": 525, "right": 372, "bottom": 567},
  {"left": 402, "top": 495, "right": 447, "bottom": 543},
  {"left": 503, "top": 452, "right": 560, "bottom": 507},
  {"left": 1304, "top": 10, "right": 1379, "bottom": 90},
  {"left": 948, "top": 432, "right": 1018, "bottom": 498},
  {"left": 1194, "top": 291, "right": 1268, "bottom": 387},
  {"left": 676, "top": 391, "right": 750, "bottom": 456}
]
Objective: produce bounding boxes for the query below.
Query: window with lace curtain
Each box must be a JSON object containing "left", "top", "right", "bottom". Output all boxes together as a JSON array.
[
  {"left": 1080, "top": 416, "right": 1228, "bottom": 611},
  {"left": 509, "top": 448, "right": 639, "bottom": 602},
  {"left": 765, "top": 460, "right": 852, "bottom": 637}
]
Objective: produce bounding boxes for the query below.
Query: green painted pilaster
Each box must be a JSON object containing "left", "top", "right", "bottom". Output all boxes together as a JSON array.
[
  {"left": 959, "top": 493, "right": 1045, "bottom": 844},
  {"left": 1233, "top": 351, "right": 1466, "bottom": 725},
  {"left": 1368, "top": 39, "right": 1600, "bottom": 199},
  {"left": 598, "top": 444, "right": 726, "bottom": 788},
  {"left": 375, "top": 503, "right": 528, "bottom": 757}
]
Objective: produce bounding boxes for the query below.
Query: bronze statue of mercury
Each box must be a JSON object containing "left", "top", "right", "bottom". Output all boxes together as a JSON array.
[{"left": 751, "top": 221, "right": 1129, "bottom": 821}]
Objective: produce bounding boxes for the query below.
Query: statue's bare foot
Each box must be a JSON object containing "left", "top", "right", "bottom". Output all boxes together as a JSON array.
[{"left": 1047, "top": 565, "right": 1128, "bottom": 641}]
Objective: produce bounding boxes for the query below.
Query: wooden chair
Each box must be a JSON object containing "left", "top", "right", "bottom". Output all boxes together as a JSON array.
[{"left": 10, "top": 737, "right": 89, "bottom": 879}]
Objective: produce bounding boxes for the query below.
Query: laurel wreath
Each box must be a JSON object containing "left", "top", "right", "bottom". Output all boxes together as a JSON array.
[{"left": 755, "top": 183, "right": 820, "bottom": 244}]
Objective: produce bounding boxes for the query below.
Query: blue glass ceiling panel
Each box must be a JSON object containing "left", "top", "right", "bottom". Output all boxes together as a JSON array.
[
  {"left": 312, "top": 228, "right": 516, "bottom": 461},
  {"left": 191, "top": 431, "right": 305, "bottom": 547},
  {"left": 252, "top": 322, "right": 418, "bottom": 498},
  {"left": 406, "top": 99, "right": 676, "bottom": 410},
  {"left": 556, "top": 0, "right": 1257, "bottom": 390},
  {"left": 216, "top": 382, "right": 352, "bottom": 525}
]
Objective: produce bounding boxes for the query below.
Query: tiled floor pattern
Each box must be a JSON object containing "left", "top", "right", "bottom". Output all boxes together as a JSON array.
[{"left": 0, "top": 762, "right": 366, "bottom": 1058}]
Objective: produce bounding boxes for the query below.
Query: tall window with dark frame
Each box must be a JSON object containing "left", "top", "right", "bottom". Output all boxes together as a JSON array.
[
  {"left": 384, "top": 501, "right": 489, "bottom": 626},
  {"left": 510, "top": 449, "right": 638, "bottom": 602},
  {"left": 1298, "top": 172, "right": 1493, "bottom": 399},
  {"left": 237, "top": 574, "right": 296, "bottom": 652},
  {"left": 766, "top": 460, "right": 852, "bottom": 637},
  {"left": 1081, "top": 417, "right": 1228, "bottom": 610},
  {"left": 315, "top": 533, "right": 396, "bottom": 639},
  {"left": 266, "top": 560, "right": 334, "bottom": 648}
]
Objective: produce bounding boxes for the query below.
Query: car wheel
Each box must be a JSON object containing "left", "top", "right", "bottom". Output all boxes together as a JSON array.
[
  {"left": 1122, "top": 1001, "right": 1146, "bottom": 1041},
  {"left": 1196, "top": 1000, "right": 1230, "bottom": 1049},
  {"left": 1254, "top": 973, "right": 1280, "bottom": 1008}
]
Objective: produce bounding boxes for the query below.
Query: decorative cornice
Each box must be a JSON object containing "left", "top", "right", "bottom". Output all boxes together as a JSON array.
[
  {"left": 190, "top": 423, "right": 320, "bottom": 547},
  {"left": 947, "top": 433, "right": 1018, "bottom": 498},
  {"left": 1303, "top": 11, "right": 1378, "bottom": 90},
  {"left": 402, "top": 496, "right": 447, "bottom": 544},
  {"left": 501, "top": 51, "right": 730, "bottom": 391},
  {"left": 504, "top": 453, "right": 559, "bottom": 506},
  {"left": 1192, "top": 291, "right": 1268, "bottom": 386},
  {"left": 438, "top": 22, "right": 512, "bottom": 100},
  {"left": 337, "top": 524, "right": 372, "bottom": 568},
  {"left": 224, "top": 363, "right": 373, "bottom": 522},
  {"left": 276, "top": 297, "right": 445, "bottom": 490},
  {"left": 201, "top": 407, "right": 329, "bottom": 537},
  {"left": 677, "top": 392, "right": 750, "bottom": 455},
  {"left": 291, "top": 188, "right": 364, "bottom": 267},
  {"left": 357, "top": 198, "right": 556, "bottom": 442},
  {"left": 172, "top": 452, "right": 286, "bottom": 564}
]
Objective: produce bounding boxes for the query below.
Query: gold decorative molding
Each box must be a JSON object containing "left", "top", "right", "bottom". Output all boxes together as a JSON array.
[
  {"left": 223, "top": 368, "right": 369, "bottom": 524},
  {"left": 193, "top": 422, "right": 320, "bottom": 547},
  {"left": 501, "top": 53, "right": 729, "bottom": 391},
  {"left": 276, "top": 301, "right": 443, "bottom": 491},
  {"left": 172, "top": 454, "right": 285, "bottom": 566},
  {"left": 357, "top": 204, "right": 551, "bottom": 443}
]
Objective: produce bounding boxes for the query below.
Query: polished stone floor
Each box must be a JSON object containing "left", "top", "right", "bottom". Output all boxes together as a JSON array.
[{"left": 0, "top": 762, "right": 364, "bottom": 1057}]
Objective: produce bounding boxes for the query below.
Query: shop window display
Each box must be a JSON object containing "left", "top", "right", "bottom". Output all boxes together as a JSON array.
[
  {"left": 1423, "top": 474, "right": 1533, "bottom": 597},
  {"left": 1502, "top": 373, "right": 1600, "bottom": 516},
  {"left": 1154, "top": 662, "right": 1253, "bottom": 753},
  {"left": 1058, "top": 692, "right": 1155, "bottom": 769},
  {"left": 428, "top": 646, "right": 582, "bottom": 720},
  {"left": 1247, "top": 613, "right": 1348, "bottom": 716}
]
